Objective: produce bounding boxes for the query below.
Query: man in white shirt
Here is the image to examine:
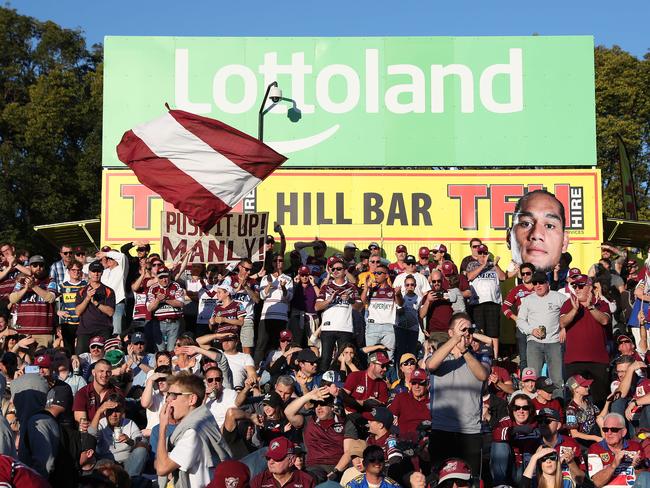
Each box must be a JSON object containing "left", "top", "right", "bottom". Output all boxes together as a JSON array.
[
  {"left": 222, "top": 334, "right": 257, "bottom": 389},
  {"left": 140, "top": 366, "right": 171, "bottom": 436},
  {"left": 205, "top": 365, "right": 237, "bottom": 428},
  {"left": 98, "top": 250, "right": 128, "bottom": 335},
  {"left": 393, "top": 255, "right": 431, "bottom": 298}
]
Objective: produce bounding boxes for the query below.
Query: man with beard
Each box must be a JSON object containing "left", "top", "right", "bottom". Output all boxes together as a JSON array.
[
  {"left": 507, "top": 190, "right": 570, "bottom": 273},
  {"left": 9, "top": 255, "right": 58, "bottom": 347}
]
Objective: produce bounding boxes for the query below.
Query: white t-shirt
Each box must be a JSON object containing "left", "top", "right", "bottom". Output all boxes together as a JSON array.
[
  {"left": 169, "top": 428, "right": 213, "bottom": 488},
  {"left": 467, "top": 262, "right": 502, "bottom": 304},
  {"left": 224, "top": 352, "right": 254, "bottom": 388},
  {"left": 197, "top": 286, "right": 220, "bottom": 325},
  {"left": 208, "top": 388, "right": 238, "bottom": 428},
  {"left": 145, "top": 390, "right": 165, "bottom": 430},
  {"left": 393, "top": 271, "right": 431, "bottom": 298}
]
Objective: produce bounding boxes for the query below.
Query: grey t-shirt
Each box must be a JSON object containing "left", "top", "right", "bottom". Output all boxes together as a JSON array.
[
  {"left": 429, "top": 353, "right": 486, "bottom": 434},
  {"left": 516, "top": 291, "right": 568, "bottom": 343}
]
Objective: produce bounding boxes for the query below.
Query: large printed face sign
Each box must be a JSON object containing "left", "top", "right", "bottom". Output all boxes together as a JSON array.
[{"left": 507, "top": 190, "right": 570, "bottom": 273}]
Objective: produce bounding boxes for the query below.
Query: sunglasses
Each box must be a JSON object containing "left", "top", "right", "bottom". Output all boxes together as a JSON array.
[
  {"left": 373, "top": 271, "right": 385, "bottom": 276},
  {"left": 331, "top": 267, "right": 344, "bottom": 271},
  {"left": 478, "top": 252, "right": 489, "bottom": 256},
  {"left": 61, "top": 251, "right": 73, "bottom": 256},
  {"left": 369, "top": 246, "right": 379, "bottom": 250},
  {"left": 540, "top": 453, "right": 558, "bottom": 462},
  {"left": 512, "top": 405, "right": 531, "bottom": 411},
  {"left": 369, "top": 260, "right": 381, "bottom": 264},
  {"left": 539, "top": 418, "right": 557, "bottom": 425},
  {"left": 431, "top": 279, "right": 442, "bottom": 283},
  {"left": 30, "top": 263, "right": 44, "bottom": 268},
  {"left": 106, "top": 408, "right": 124, "bottom": 416},
  {"left": 602, "top": 427, "right": 623, "bottom": 433},
  {"left": 574, "top": 284, "right": 587, "bottom": 289},
  {"left": 521, "top": 271, "right": 532, "bottom": 276},
  {"left": 532, "top": 280, "right": 547, "bottom": 285},
  {"left": 90, "top": 344, "right": 104, "bottom": 350},
  {"left": 206, "top": 377, "right": 223, "bottom": 384},
  {"left": 401, "top": 359, "right": 416, "bottom": 366},
  {"left": 241, "top": 266, "right": 253, "bottom": 271},
  {"left": 152, "top": 263, "right": 163, "bottom": 268},
  {"left": 411, "top": 380, "right": 427, "bottom": 386},
  {"left": 167, "top": 391, "right": 193, "bottom": 400},
  {"left": 404, "top": 283, "right": 416, "bottom": 287}
]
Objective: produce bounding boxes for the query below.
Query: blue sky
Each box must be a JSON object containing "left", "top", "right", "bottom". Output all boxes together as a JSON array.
[{"left": 11, "top": 0, "right": 650, "bottom": 58}]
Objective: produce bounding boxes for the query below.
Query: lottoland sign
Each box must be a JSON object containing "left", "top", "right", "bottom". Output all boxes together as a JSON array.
[{"left": 103, "top": 36, "right": 596, "bottom": 167}]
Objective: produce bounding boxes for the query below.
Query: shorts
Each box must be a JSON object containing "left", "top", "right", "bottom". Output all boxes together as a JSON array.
[
  {"left": 473, "top": 302, "right": 501, "bottom": 338},
  {"left": 240, "top": 318, "right": 255, "bottom": 348}
]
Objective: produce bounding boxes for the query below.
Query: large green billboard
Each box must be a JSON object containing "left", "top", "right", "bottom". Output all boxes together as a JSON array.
[{"left": 103, "top": 36, "right": 596, "bottom": 167}]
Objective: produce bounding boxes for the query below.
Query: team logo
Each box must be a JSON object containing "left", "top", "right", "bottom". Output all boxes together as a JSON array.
[
  {"left": 333, "top": 423, "right": 344, "bottom": 433},
  {"left": 225, "top": 477, "right": 241, "bottom": 488},
  {"left": 270, "top": 440, "right": 280, "bottom": 451},
  {"left": 355, "top": 386, "right": 365, "bottom": 394},
  {"left": 600, "top": 452, "right": 610, "bottom": 463}
]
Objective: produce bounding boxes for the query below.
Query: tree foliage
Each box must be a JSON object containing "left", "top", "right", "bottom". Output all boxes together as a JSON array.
[
  {"left": 0, "top": 7, "right": 102, "bottom": 252},
  {"left": 595, "top": 45, "right": 650, "bottom": 220},
  {"left": 0, "top": 7, "right": 647, "bottom": 257}
]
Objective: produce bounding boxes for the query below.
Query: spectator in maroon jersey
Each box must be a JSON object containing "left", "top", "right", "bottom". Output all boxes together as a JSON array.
[
  {"left": 389, "top": 368, "right": 429, "bottom": 440},
  {"left": 388, "top": 245, "right": 408, "bottom": 276},
  {"left": 250, "top": 436, "right": 316, "bottom": 488},
  {"left": 491, "top": 393, "right": 539, "bottom": 486},
  {"left": 0, "top": 243, "right": 29, "bottom": 306},
  {"left": 416, "top": 247, "right": 434, "bottom": 279},
  {"left": 419, "top": 270, "right": 454, "bottom": 343},
  {"left": 531, "top": 376, "right": 564, "bottom": 418},
  {"left": 502, "top": 262, "right": 536, "bottom": 370},
  {"left": 341, "top": 351, "right": 390, "bottom": 415},
  {"left": 209, "top": 284, "right": 245, "bottom": 338}
]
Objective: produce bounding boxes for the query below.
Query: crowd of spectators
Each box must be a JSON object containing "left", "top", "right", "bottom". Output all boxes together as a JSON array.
[{"left": 0, "top": 217, "right": 648, "bottom": 488}]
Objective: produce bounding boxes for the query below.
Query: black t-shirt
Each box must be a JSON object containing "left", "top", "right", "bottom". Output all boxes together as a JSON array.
[{"left": 75, "top": 284, "right": 115, "bottom": 335}]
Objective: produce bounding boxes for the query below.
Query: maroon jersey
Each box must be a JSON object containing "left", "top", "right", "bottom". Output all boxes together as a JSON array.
[
  {"left": 561, "top": 299, "right": 611, "bottom": 364},
  {"left": 343, "top": 370, "right": 389, "bottom": 413},
  {"left": 303, "top": 414, "right": 345, "bottom": 466},
  {"left": 502, "top": 284, "right": 535, "bottom": 319},
  {"left": 389, "top": 391, "right": 430, "bottom": 437},
  {"left": 251, "top": 468, "right": 315, "bottom": 488},
  {"left": 211, "top": 300, "right": 245, "bottom": 336}
]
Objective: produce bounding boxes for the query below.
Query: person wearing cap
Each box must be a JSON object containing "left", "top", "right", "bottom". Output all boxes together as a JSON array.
[
  {"left": 222, "top": 258, "right": 261, "bottom": 355},
  {"left": 256, "top": 253, "right": 294, "bottom": 365},
  {"left": 342, "top": 351, "right": 390, "bottom": 415},
  {"left": 425, "top": 312, "right": 489, "bottom": 474},
  {"left": 20, "top": 382, "right": 76, "bottom": 483},
  {"left": 291, "top": 348, "right": 321, "bottom": 396},
  {"left": 56, "top": 260, "right": 87, "bottom": 353},
  {"left": 146, "top": 265, "right": 186, "bottom": 352},
  {"left": 416, "top": 246, "right": 434, "bottom": 278},
  {"left": 9, "top": 255, "right": 59, "bottom": 347},
  {"left": 431, "top": 243, "right": 448, "bottom": 267},
  {"left": 465, "top": 243, "right": 506, "bottom": 358},
  {"left": 96, "top": 248, "right": 128, "bottom": 335},
  {"left": 388, "top": 244, "right": 408, "bottom": 276},
  {"left": 565, "top": 374, "right": 613, "bottom": 447},
  {"left": 294, "top": 239, "right": 328, "bottom": 276},
  {"left": 343, "top": 242, "right": 358, "bottom": 270},
  {"left": 507, "top": 190, "right": 570, "bottom": 273},
  {"left": 393, "top": 255, "right": 431, "bottom": 298},
  {"left": 263, "top": 328, "right": 297, "bottom": 368},
  {"left": 502, "top": 262, "right": 536, "bottom": 370},
  {"left": 285, "top": 385, "right": 349, "bottom": 482},
  {"left": 156, "top": 373, "right": 232, "bottom": 488},
  {"left": 517, "top": 271, "right": 568, "bottom": 397},
  {"left": 531, "top": 376, "right": 564, "bottom": 418},
  {"left": 119, "top": 240, "right": 151, "bottom": 285},
  {"left": 74, "top": 261, "right": 115, "bottom": 354},
  {"left": 560, "top": 274, "right": 612, "bottom": 405},
  {"left": 199, "top": 329, "right": 256, "bottom": 389},
  {"left": 390, "top": 353, "right": 419, "bottom": 394},
  {"left": 208, "top": 283, "right": 245, "bottom": 339},
  {"left": 206, "top": 459, "right": 251, "bottom": 488},
  {"left": 587, "top": 413, "right": 648, "bottom": 488},
  {"left": 75, "top": 335, "right": 106, "bottom": 380},
  {"left": 125, "top": 330, "right": 154, "bottom": 388},
  {"left": 557, "top": 266, "right": 583, "bottom": 299},
  {"left": 389, "top": 368, "right": 429, "bottom": 438},
  {"left": 364, "top": 406, "right": 403, "bottom": 464},
  {"left": 250, "top": 435, "right": 315, "bottom": 488},
  {"left": 537, "top": 408, "right": 585, "bottom": 484},
  {"left": 362, "top": 264, "right": 403, "bottom": 362},
  {"left": 345, "top": 444, "right": 400, "bottom": 488},
  {"left": 340, "top": 439, "right": 367, "bottom": 486},
  {"left": 289, "top": 265, "right": 320, "bottom": 347},
  {"left": 316, "top": 256, "right": 362, "bottom": 372},
  {"left": 490, "top": 393, "right": 540, "bottom": 485}
]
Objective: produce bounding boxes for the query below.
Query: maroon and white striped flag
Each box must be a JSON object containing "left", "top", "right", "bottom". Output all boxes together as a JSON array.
[{"left": 116, "top": 109, "right": 287, "bottom": 232}]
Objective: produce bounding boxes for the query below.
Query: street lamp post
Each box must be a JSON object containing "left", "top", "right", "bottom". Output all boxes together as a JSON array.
[{"left": 258, "top": 81, "right": 282, "bottom": 141}]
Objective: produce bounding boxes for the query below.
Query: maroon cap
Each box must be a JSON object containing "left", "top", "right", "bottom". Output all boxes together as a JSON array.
[
  {"left": 279, "top": 330, "right": 293, "bottom": 341},
  {"left": 100, "top": 245, "right": 112, "bottom": 253},
  {"left": 265, "top": 436, "right": 295, "bottom": 461},
  {"left": 327, "top": 256, "right": 343, "bottom": 267},
  {"left": 627, "top": 260, "right": 639, "bottom": 267},
  {"left": 477, "top": 244, "right": 489, "bottom": 253},
  {"left": 34, "top": 355, "right": 52, "bottom": 368},
  {"left": 89, "top": 336, "right": 105, "bottom": 347},
  {"left": 441, "top": 260, "right": 458, "bottom": 276},
  {"left": 569, "top": 374, "right": 594, "bottom": 389},
  {"left": 437, "top": 244, "right": 447, "bottom": 254},
  {"left": 368, "top": 351, "right": 391, "bottom": 365},
  {"left": 73, "top": 246, "right": 85, "bottom": 253},
  {"left": 617, "top": 334, "right": 633, "bottom": 344},
  {"left": 156, "top": 267, "right": 171, "bottom": 277},
  {"left": 568, "top": 267, "right": 582, "bottom": 278},
  {"left": 573, "top": 274, "right": 592, "bottom": 286},
  {"left": 411, "top": 369, "right": 428, "bottom": 383},
  {"left": 418, "top": 246, "right": 430, "bottom": 258},
  {"left": 207, "top": 460, "right": 250, "bottom": 488},
  {"left": 298, "top": 265, "right": 311, "bottom": 276},
  {"left": 438, "top": 459, "right": 472, "bottom": 484},
  {"left": 395, "top": 244, "right": 407, "bottom": 253}
]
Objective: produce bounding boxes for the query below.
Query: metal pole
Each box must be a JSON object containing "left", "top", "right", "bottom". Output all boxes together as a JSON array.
[{"left": 258, "top": 81, "right": 277, "bottom": 141}]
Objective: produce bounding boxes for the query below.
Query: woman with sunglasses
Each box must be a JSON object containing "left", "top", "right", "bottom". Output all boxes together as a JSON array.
[
  {"left": 390, "top": 353, "right": 418, "bottom": 395},
  {"left": 491, "top": 393, "right": 540, "bottom": 486},
  {"left": 521, "top": 446, "right": 570, "bottom": 488}
]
